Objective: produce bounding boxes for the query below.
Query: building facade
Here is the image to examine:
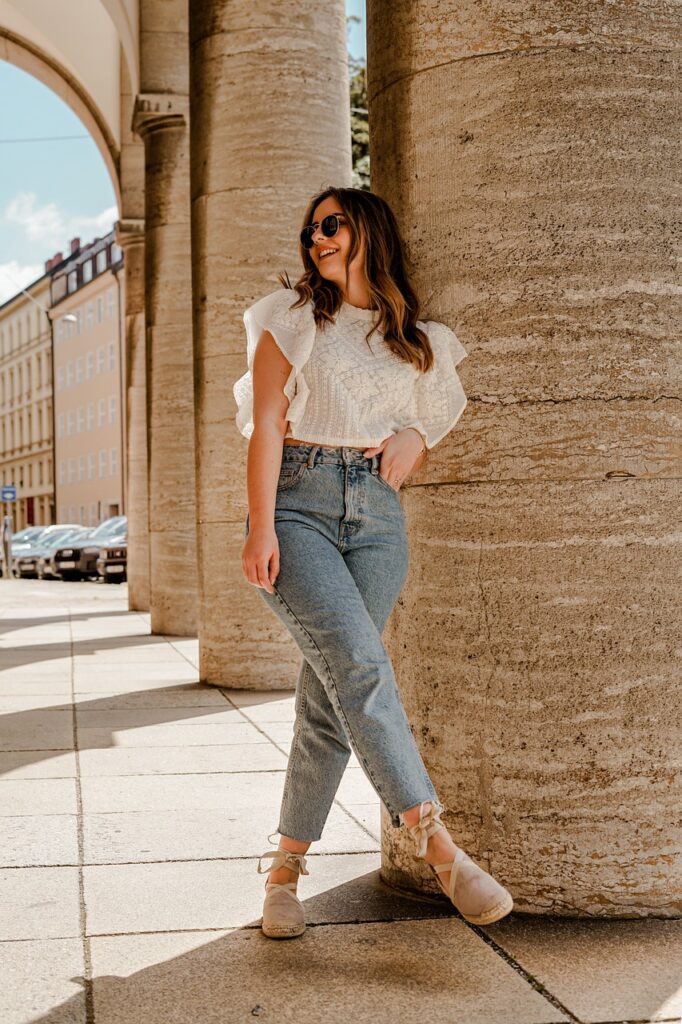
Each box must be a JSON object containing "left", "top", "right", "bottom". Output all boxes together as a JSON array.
[
  {"left": 0, "top": 276, "right": 54, "bottom": 530},
  {"left": 50, "top": 230, "right": 125, "bottom": 526}
]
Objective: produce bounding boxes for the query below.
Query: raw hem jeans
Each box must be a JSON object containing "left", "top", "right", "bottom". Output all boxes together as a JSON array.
[{"left": 244, "top": 443, "right": 441, "bottom": 843}]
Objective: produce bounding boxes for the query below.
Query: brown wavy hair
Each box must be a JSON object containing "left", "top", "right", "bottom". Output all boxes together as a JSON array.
[{"left": 277, "top": 186, "right": 435, "bottom": 373}]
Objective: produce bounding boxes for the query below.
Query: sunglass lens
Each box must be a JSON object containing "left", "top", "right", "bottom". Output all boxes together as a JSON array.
[
  {"left": 300, "top": 226, "right": 315, "bottom": 249},
  {"left": 321, "top": 215, "right": 340, "bottom": 237}
]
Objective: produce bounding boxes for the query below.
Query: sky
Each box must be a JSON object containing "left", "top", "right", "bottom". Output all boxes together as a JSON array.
[{"left": 0, "top": 0, "right": 366, "bottom": 305}]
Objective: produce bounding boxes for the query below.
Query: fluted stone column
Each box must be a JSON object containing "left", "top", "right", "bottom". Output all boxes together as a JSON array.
[
  {"left": 369, "top": 1, "right": 681, "bottom": 916},
  {"left": 132, "top": 90, "right": 197, "bottom": 635},
  {"left": 188, "top": 1, "right": 352, "bottom": 684}
]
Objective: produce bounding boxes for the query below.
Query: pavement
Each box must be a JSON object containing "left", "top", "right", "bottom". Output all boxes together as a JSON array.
[{"left": 0, "top": 577, "right": 680, "bottom": 1024}]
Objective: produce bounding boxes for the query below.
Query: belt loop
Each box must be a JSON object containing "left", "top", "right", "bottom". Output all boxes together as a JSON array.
[{"left": 306, "top": 445, "right": 319, "bottom": 469}]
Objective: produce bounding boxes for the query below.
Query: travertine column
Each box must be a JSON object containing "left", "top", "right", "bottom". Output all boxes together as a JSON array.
[
  {"left": 133, "top": 86, "right": 197, "bottom": 635},
  {"left": 188, "top": 1, "right": 352, "bottom": 684},
  {"left": 369, "top": 1, "right": 681, "bottom": 916},
  {"left": 118, "top": 53, "right": 149, "bottom": 610},
  {"left": 114, "top": 221, "right": 149, "bottom": 610}
]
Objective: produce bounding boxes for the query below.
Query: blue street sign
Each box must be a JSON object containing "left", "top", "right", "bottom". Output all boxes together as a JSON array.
[{"left": 1, "top": 486, "right": 16, "bottom": 501}]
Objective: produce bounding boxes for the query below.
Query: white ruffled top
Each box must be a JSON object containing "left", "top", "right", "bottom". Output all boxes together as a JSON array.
[{"left": 233, "top": 287, "right": 468, "bottom": 450}]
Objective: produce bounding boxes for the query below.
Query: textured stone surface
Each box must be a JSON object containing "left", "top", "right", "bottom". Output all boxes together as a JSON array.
[
  {"left": 134, "top": 5, "right": 197, "bottom": 636},
  {"left": 0, "top": 938, "right": 86, "bottom": 1024},
  {"left": 485, "top": 915, "right": 682, "bottom": 1021},
  {"left": 369, "top": 0, "right": 682, "bottom": 916},
  {"left": 89, "top": 919, "right": 567, "bottom": 1024},
  {"left": 188, "top": 0, "right": 353, "bottom": 687},
  {"left": 0, "top": 866, "right": 80, "bottom": 940}
]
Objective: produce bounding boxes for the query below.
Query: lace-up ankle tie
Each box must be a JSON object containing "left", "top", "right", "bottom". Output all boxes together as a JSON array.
[
  {"left": 257, "top": 849, "right": 310, "bottom": 878},
  {"left": 404, "top": 800, "right": 447, "bottom": 859}
]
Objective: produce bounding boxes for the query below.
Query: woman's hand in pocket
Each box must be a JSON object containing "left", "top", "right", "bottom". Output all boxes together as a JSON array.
[{"left": 242, "top": 524, "right": 279, "bottom": 593}]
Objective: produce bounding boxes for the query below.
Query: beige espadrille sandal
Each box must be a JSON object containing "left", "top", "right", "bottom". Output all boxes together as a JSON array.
[
  {"left": 405, "top": 800, "right": 514, "bottom": 926},
  {"left": 256, "top": 848, "right": 310, "bottom": 939}
]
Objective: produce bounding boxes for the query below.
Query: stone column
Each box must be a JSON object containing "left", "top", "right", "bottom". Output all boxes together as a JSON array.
[
  {"left": 132, "top": 91, "right": 197, "bottom": 635},
  {"left": 188, "top": 1, "right": 352, "bottom": 684},
  {"left": 368, "top": 1, "right": 681, "bottom": 916},
  {"left": 114, "top": 220, "right": 149, "bottom": 611}
]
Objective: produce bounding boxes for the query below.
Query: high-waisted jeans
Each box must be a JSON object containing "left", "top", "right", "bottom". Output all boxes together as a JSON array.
[{"left": 244, "top": 442, "right": 441, "bottom": 842}]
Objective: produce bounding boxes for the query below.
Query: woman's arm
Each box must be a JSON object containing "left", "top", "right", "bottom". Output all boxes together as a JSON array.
[{"left": 241, "top": 329, "right": 292, "bottom": 592}]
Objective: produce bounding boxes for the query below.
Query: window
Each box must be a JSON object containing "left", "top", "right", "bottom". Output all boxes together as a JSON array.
[
  {"left": 85, "top": 302, "right": 94, "bottom": 329},
  {"left": 56, "top": 320, "right": 64, "bottom": 344},
  {"left": 98, "top": 398, "right": 106, "bottom": 427},
  {"left": 82, "top": 260, "right": 92, "bottom": 284},
  {"left": 76, "top": 357, "right": 84, "bottom": 384},
  {"left": 77, "top": 406, "right": 85, "bottom": 433},
  {"left": 86, "top": 352, "right": 94, "bottom": 379},
  {"left": 87, "top": 402, "right": 95, "bottom": 431},
  {"left": 66, "top": 361, "right": 73, "bottom": 387},
  {"left": 96, "top": 249, "right": 107, "bottom": 274},
  {"left": 57, "top": 367, "right": 64, "bottom": 391},
  {"left": 88, "top": 453, "right": 95, "bottom": 480},
  {"left": 110, "top": 447, "right": 118, "bottom": 477},
  {"left": 57, "top": 413, "right": 65, "bottom": 438},
  {"left": 108, "top": 342, "right": 116, "bottom": 370},
  {"left": 90, "top": 502, "right": 97, "bottom": 525},
  {"left": 68, "top": 457, "right": 76, "bottom": 483},
  {"left": 38, "top": 460, "right": 43, "bottom": 486},
  {"left": 97, "top": 347, "right": 105, "bottom": 373},
  {"left": 96, "top": 296, "right": 103, "bottom": 324},
  {"left": 67, "top": 410, "right": 75, "bottom": 436},
  {"left": 67, "top": 270, "right": 78, "bottom": 293},
  {"left": 108, "top": 395, "right": 116, "bottom": 424},
  {"left": 99, "top": 449, "right": 107, "bottom": 479},
  {"left": 107, "top": 286, "right": 116, "bottom": 319},
  {"left": 78, "top": 455, "right": 85, "bottom": 481}
]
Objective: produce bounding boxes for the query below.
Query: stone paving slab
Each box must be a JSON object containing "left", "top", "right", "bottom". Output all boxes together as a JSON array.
[
  {"left": 0, "top": 814, "right": 79, "bottom": 867},
  {"left": 82, "top": 803, "right": 377, "bottom": 864},
  {"left": 76, "top": 720, "right": 277, "bottom": 748},
  {"left": 73, "top": 671, "right": 202, "bottom": 692},
  {"left": 0, "top": 778, "right": 77, "bottom": 815},
  {"left": 83, "top": 854, "right": 461, "bottom": 935},
  {"left": 79, "top": 769, "right": 289, "bottom": 813},
  {"left": 0, "top": 938, "right": 86, "bottom": 1024},
  {"left": 0, "top": 865, "right": 81, "bottom": 940},
  {"left": 485, "top": 914, "right": 682, "bottom": 1022},
  {"left": 89, "top": 919, "right": 568, "bottom": 1024},
  {"left": 76, "top": 742, "right": 288, "bottom": 776},
  {"left": 0, "top": 709, "right": 74, "bottom": 751},
  {"left": 0, "top": 751, "right": 78, "bottom": 779}
]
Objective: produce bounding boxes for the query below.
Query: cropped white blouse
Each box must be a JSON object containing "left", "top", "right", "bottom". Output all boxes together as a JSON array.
[{"left": 233, "top": 287, "right": 468, "bottom": 450}]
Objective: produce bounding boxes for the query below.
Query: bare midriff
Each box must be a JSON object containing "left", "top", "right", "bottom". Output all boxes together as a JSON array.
[{"left": 283, "top": 437, "right": 366, "bottom": 450}]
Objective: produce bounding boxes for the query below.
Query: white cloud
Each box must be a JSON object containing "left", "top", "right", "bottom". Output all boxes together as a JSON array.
[
  {"left": 0, "top": 260, "right": 44, "bottom": 305},
  {"left": 3, "top": 192, "right": 118, "bottom": 253}
]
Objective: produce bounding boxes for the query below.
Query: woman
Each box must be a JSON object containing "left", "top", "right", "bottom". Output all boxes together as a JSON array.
[{"left": 235, "top": 186, "right": 513, "bottom": 939}]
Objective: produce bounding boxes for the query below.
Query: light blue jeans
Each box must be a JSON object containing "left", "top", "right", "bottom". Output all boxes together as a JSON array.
[{"left": 244, "top": 442, "right": 441, "bottom": 842}]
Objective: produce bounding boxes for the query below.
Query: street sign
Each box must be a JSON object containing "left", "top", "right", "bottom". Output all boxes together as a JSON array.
[{"left": 1, "top": 486, "right": 16, "bottom": 501}]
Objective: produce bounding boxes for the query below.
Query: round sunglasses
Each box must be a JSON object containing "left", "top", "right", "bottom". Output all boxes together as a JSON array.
[{"left": 300, "top": 214, "right": 347, "bottom": 250}]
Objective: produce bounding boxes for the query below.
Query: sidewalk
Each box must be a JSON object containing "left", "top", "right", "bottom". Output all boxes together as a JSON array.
[{"left": 0, "top": 578, "right": 679, "bottom": 1024}]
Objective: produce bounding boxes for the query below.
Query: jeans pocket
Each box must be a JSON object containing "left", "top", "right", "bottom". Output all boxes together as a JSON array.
[
  {"left": 277, "top": 462, "right": 307, "bottom": 491},
  {"left": 374, "top": 471, "right": 401, "bottom": 496}
]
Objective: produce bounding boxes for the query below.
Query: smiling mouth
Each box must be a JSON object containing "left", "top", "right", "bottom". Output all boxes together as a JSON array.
[{"left": 319, "top": 250, "right": 338, "bottom": 260}]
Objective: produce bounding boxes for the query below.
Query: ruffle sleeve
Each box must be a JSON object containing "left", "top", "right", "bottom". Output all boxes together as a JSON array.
[
  {"left": 401, "top": 320, "right": 468, "bottom": 449},
  {"left": 233, "top": 287, "right": 316, "bottom": 440}
]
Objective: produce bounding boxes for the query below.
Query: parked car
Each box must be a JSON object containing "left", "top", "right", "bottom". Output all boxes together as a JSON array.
[
  {"left": 96, "top": 531, "right": 128, "bottom": 583},
  {"left": 39, "top": 526, "right": 93, "bottom": 580},
  {"left": 52, "top": 515, "right": 127, "bottom": 581},
  {"left": 13, "top": 525, "right": 83, "bottom": 579}
]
